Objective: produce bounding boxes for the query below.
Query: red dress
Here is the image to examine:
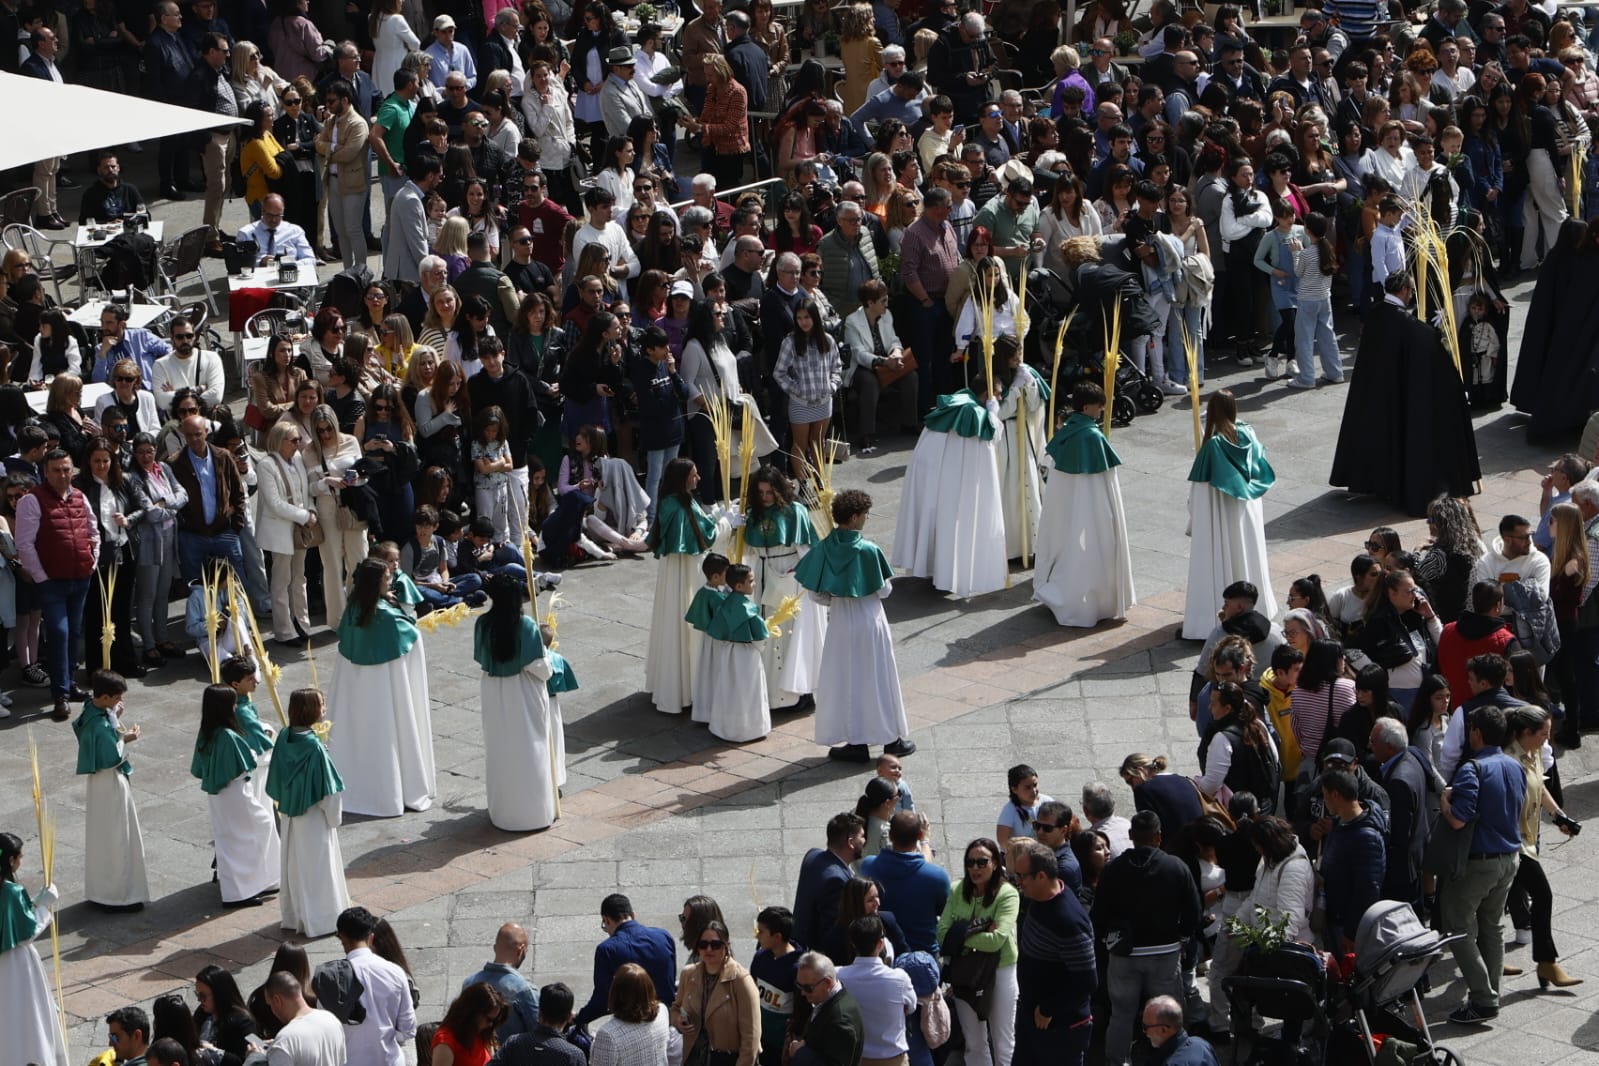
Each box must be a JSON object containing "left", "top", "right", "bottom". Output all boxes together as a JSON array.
[{"left": 432, "top": 1029, "right": 491, "bottom": 1066}]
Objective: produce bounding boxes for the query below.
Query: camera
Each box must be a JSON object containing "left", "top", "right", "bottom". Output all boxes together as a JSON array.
[{"left": 1554, "top": 813, "right": 1583, "bottom": 836}]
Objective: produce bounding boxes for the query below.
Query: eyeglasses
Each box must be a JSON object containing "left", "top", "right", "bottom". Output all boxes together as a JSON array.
[
  {"left": 697, "top": 939, "right": 726, "bottom": 951},
  {"left": 795, "top": 981, "right": 821, "bottom": 994},
  {"left": 371, "top": 402, "right": 391, "bottom": 412},
  {"left": 329, "top": 325, "right": 346, "bottom": 333},
  {"left": 115, "top": 375, "right": 139, "bottom": 383},
  {"left": 284, "top": 97, "right": 302, "bottom": 105},
  {"left": 1365, "top": 539, "right": 1383, "bottom": 551},
  {"left": 965, "top": 855, "right": 992, "bottom": 868}
]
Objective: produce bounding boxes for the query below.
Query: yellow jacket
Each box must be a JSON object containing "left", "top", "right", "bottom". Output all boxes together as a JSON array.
[
  {"left": 1261, "top": 667, "right": 1302, "bottom": 781},
  {"left": 239, "top": 132, "right": 285, "bottom": 207}
]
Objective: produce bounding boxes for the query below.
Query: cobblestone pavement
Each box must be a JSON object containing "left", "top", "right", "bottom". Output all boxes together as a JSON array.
[{"left": 4, "top": 162, "right": 1596, "bottom": 1064}]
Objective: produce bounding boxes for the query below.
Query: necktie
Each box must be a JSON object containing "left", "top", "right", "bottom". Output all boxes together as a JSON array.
[{"left": 265, "top": 228, "right": 276, "bottom": 255}]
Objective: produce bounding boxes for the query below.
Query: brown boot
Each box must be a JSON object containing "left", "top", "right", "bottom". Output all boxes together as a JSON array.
[
  {"left": 1503, "top": 963, "right": 1524, "bottom": 976},
  {"left": 1537, "top": 961, "right": 1583, "bottom": 989}
]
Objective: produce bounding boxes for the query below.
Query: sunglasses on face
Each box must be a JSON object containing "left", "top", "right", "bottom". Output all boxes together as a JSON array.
[
  {"left": 965, "top": 855, "right": 992, "bottom": 867},
  {"left": 172, "top": 332, "right": 195, "bottom": 339},
  {"left": 115, "top": 375, "right": 139, "bottom": 383},
  {"left": 697, "top": 939, "right": 726, "bottom": 951}
]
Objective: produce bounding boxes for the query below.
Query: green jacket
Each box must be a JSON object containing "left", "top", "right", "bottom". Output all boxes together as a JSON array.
[{"left": 934, "top": 879, "right": 1020, "bottom": 967}]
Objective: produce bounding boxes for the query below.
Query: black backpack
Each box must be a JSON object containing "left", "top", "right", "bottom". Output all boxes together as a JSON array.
[{"left": 322, "top": 265, "right": 375, "bottom": 321}]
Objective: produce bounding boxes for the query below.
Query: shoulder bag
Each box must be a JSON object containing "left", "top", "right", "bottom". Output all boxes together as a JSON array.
[
  {"left": 277, "top": 456, "right": 324, "bottom": 549},
  {"left": 1422, "top": 757, "right": 1479, "bottom": 881}
]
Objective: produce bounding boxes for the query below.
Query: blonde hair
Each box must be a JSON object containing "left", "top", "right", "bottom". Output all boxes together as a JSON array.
[
  {"left": 703, "top": 53, "right": 734, "bottom": 85},
  {"left": 1051, "top": 44, "right": 1081, "bottom": 75},
  {"left": 1552, "top": 502, "right": 1590, "bottom": 591},
  {"left": 403, "top": 345, "right": 438, "bottom": 392},
  {"left": 885, "top": 185, "right": 921, "bottom": 230},
  {"left": 230, "top": 41, "right": 261, "bottom": 86},
  {"left": 46, "top": 373, "right": 82, "bottom": 415},
  {"left": 840, "top": 3, "right": 874, "bottom": 40},
  {"left": 434, "top": 216, "right": 470, "bottom": 257},
  {"left": 1062, "top": 235, "right": 1101, "bottom": 267}
]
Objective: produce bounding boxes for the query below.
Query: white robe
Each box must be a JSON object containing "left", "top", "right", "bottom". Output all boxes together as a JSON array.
[
  {"left": 208, "top": 770, "right": 282, "bottom": 903},
  {"left": 648, "top": 553, "right": 705, "bottom": 714},
  {"left": 1182, "top": 484, "right": 1275, "bottom": 640},
  {"left": 549, "top": 692, "right": 569, "bottom": 787},
  {"left": 83, "top": 762, "right": 149, "bottom": 907},
  {"left": 892, "top": 420, "right": 1009, "bottom": 599},
  {"left": 1032, "top": 466, "right": 1137, "bottom": 627},
  {"left": 749, "top": 542, "right": 827, "bottom": 704},
  {"left": 279, "top": 794, "right": 349, "bottom": 938},
  {"left": 0, "top": 902, "right": 67, "bottom": 1066},
  {"left": 995, "top": 369, "right": 1047, "bottom": 562},
  {"left": 704, "top": 639, "right": 771, "bottom": 743},
  {"left": 328, "top": 641, "right": 437, "bottom": 817},
  {"left": 811, "top": 586, "right": 910, "bottom": 747},
  {"left": 481, "top": 658, "right": 560, "bottom": 831}
]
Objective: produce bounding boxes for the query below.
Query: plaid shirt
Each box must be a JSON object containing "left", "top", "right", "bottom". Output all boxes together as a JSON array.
[
  {"left": 774, "top": 335, "right": 842, "bottom": 406},
  {"left": 899, "top": 215, "right": 960, "bottom": 299}
]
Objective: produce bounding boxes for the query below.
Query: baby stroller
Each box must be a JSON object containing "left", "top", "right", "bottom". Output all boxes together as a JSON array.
[
  {"left": 1222, "top": 940, "right": 1334, "bottom": 1065},
  {"left": 1342, "top": 901, "right": 1464, "bottom": 1066},
  {"left": 1023, "top": 266, "right": 1164, "bottom": 428}
]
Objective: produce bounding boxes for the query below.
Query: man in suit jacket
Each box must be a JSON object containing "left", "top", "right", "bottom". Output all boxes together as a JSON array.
[
  {"left": 316, "top": 79, "right": 372, "bottom": 271},
  {"left": 573, "top": 894, "right": 677, "bottom": 1029},
  {"left": 792, "top": 813, "right": 866, "bottom": 949},
  {"left": 1370, "top": 717, "right": 1433, "bottom": 908},
  {"left": 382, "top": 157, "right": 441, "bottom": 285},
  {"left": 21, "top": 28, "right": 68, "bottom": 229},
  {"left": 787, "top": 953, "right": 865, "bottom": 1066},
  {"left": 600, "top": 47, "right": 653, "bottom": 139},
  {"left": 169, "top": 414, "right": 248, "bottom": 582}
]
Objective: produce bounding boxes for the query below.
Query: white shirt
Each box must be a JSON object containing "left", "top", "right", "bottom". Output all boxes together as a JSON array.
[
  {"left": 835, "top": 958, "right": 916, "bottom": 1059},
  {"left": 267, "top": 1009, "right": 347, "bottom": 1066},
  {"left": 1472, "top": 538, "right": 1552, "bottom": 596},
  {"left": 497, "top": 31, "right": 526, "bottom": 94},
  {"left": 571, "top": 220, "right": 641, "bottom": 280},
  {"left": 152, "top": 350, "right": 226, "bottom": 412},
  {"left": 343, "top": 947, "right": 417, "bottom": 1066}
]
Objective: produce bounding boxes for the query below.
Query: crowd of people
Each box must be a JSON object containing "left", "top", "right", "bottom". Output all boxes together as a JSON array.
[{"left": 1, "top": 0, "right": 1597, "bottom": 1062}]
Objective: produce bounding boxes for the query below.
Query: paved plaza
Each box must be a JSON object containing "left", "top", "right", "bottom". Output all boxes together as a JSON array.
[{"left": 4, "top": 161, "right": 1598, "bottom": 1065}]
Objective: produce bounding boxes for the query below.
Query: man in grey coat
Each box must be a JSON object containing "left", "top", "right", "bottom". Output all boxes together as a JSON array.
[{"left": 381, "top": 157, "right": 440, "bottom": 285}]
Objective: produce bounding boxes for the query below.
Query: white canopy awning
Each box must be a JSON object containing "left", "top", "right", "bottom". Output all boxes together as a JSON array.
[{"left": 0, "top": 71, "right": 248, "bottom": 171}]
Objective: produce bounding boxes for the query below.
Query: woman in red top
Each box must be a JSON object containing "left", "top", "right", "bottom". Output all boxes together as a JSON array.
[
  {"left": 682, "top": 55, "right": 750, "bottom": 194},
  {"left": 431, "top": 983, "right": 507, "bottom": 1066}
]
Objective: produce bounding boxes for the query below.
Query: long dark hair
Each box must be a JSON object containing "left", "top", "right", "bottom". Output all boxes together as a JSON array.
[
  {"left": 1507, "top": 649, "right": 1551, "bottom": 709},
  {"left": 195, "top": 964, "right": 251, "bottom": 1022},
  {"left": 1006, "top": 763, "right": 1038, "bottom": 812},
  {"left": 1296, "top": 639, "right": 1345, "bottom": 691},
  {"left": 647, "top": 458, "right": 707, "bottom": 551},
  {"left": 350, "top": 557, "right": 390, "bottom": 626},
  {"left": 959, "top": 837, "right": 1006, "bottom": 906},
  {"left": 198, "top": 683, "right": 241, "bottom": 748},
  {"left": 1406, "top": 673, "right": 1451, "bottom": 737},
  {"left": 790, "top": 296, "right": 833, "bottom": 353},
  {"left": 571, "top": 310, "right": 618, "bottom": 364},
  {"left": 440, "top": 983, "right": 506, "bottom": 1049},
  {"left": 153, "top": 994, "right": 203, "bottom": 1060},
  {"left": 483, "top": 573, "right": 528, "bottom": 664},
  {"left": 1303, "top": 212, "right": 1336, "bottom": 275},
  {"left": 372, "top": 917, "right": 415, "bottom": 975},
  {"left": 685, "top": 298, "right": 722, "bottom": 351},
  {"left": 743, "top": 464, "right": 795, "bottom": 524},
  {"left": 454, "top": 293, "right": 492, "bottom": 363},
  {"left": 0, "top": 831, "right": 21, "bottom": 882},
  {"left": 80, "top": 435, "right": 125, "bottom": 491}
]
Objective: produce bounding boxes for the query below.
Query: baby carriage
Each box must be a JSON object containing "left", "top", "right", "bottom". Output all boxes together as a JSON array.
[
  {"left": 1342, "top": 901, "right": 1464, "bottom": 1066},
  {"left": 1024, "top": 266, "right": 1165, "bottom": 428},
  {"left": 1222, "top": 940, "right": 1334, "bottom": 1065}
]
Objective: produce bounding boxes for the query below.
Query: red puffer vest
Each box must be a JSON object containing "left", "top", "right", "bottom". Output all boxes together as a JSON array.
[{"left": 31, "top": 483, "right": 96, "bottom": 580}]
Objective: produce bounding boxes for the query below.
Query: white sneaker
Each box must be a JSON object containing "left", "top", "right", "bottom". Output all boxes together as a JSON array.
[
  {"left": 1263, "top": 355, "right": 1283, "bottom": 379},
  {"left": 1160, "top": 380, "right": 1187, "bottom": 396},
  {"left": 1515, "top": 928, "right": 1533, "bottom": 945},
  {"left": 577, "top": 533, "right": 617, "bottom": 561}
]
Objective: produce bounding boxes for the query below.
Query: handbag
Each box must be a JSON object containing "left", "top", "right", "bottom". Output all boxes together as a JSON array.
[
  {"left": 293, "top": 521, "right": 324, "bottom": 549},
  {"left": 919, "top": 985, "right": 952, "bottom": 1049},
  {"left": 243, "top": 404, "right": 268, "bottom": 431},
  {"left": 944, "top": 947, "right": 1000, "bottom": 1020},
  {"left": 1189, "top": 776, "right": 1237, "bottom": 830},
  {"left": 1422, "top": 757, "right": 1480, "bottom": 880},
  {"left": 875, "top": 346, "right": 918, "bottom": 387}
]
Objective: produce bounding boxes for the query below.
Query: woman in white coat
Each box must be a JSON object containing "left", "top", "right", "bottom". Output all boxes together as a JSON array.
[
  {"left": 304, "top": 404, "right": 369, "bottom": 625},
  {"left": 258, "top": 420, "right": 318, "bottom": 642},
  {"left": 94, "top": 358, "right": 161, "bottom": 437},
  {"left": 473, "top": 575, "right": 560, "bottom": 832},
  {"left": 369, "top": 0, "right": 419, "bottom": 97}
]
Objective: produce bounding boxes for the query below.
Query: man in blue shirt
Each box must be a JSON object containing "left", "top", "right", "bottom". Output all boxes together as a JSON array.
[
  {"left": 860, "top": 811, "right": 950, "bottom": 953},
  {"left": 850, "top": 72, "right": 928, "bottom": 131},
  {"left": 92, "top": 304, "right": 171, "bottom": 387},
  {"left": 461, "top": 923, "right": 539, "bottom": 1040},
  {"left": 1438, "top": 704, "right": 1526, "bottom": 1025},
  {"left": 573, "top": 894, "right": 676, "bottom": 1029}
]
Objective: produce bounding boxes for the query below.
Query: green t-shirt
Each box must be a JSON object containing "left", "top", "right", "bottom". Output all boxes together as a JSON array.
[{"left": 374, "top": 92, "right": 414, "bottom": 169}]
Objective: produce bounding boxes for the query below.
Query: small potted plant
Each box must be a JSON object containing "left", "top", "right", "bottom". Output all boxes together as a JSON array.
[
  {"left": 1113, "top": 29, "right": 1138, "bottom": 56},
  {"left": 635, "top": 1, "right": 657, "bottom": 22}
]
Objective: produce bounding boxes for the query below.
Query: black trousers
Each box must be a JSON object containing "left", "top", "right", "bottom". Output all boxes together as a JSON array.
[{"left": 1507, "top": 854, "right": 1557, "bottom": 963}]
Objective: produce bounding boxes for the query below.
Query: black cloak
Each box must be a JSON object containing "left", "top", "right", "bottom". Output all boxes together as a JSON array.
[
  {"left": 1509, "top": 221, "right": 1599, "bottom": 439},
  {"left": 1329, "top": 297, "right": 1482, "bottom": 517}
]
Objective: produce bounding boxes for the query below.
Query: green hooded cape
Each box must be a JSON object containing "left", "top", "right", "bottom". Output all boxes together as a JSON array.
[
  {"left": 1186, "top": 421, "right": 1275, "bottom": 500},
  {"left": 745, "top": 500, "right": 818, "bottom": 549},
  {"left": 923, "top": 389, "right": 996, "bottom": 441},
  {"left": 337, "top": 598, "right": 420, "bottom": 665},
  {"left": 685, "top": 585, "right": 726, "bottom": 631},
  {"left": 705, "top": 591, "right": 769, "bottom": 642},
  {"left": 265, "top": 727, "right": 345, "bottom": 818},
  {"left": 473, "top": 614, "right": 547, "bottom": 677},
  {"left": 546, "top": 650, "right": 580, "bottom": 695},
  {"left": 652, "top": 495, "right": 717, "bottom": 558},
  {"left": 793, "top": 528, "right": 893, "bottom": 598},
  {"left": 1046, "top": 412, "right": 1123, "bottom": 475},
  {"left": 190, "top": 727, "right": 257, "bottom": 795},
  {"left": 74, "top": 704, "right": 130, "bottom": 777},
  {"left": 234, "top": 694, "right": 274, "bottom": 755},
  {"left": 0, "top": 881, "right": 41, "bottom": 953}
]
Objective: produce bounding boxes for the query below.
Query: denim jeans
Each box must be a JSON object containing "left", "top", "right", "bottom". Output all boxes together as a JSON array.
[
  {"left": 380, "top": 172, "right": 408, "bottom": 206},
  {"left": 178, "top": 530, "right": 246, "bottom": 583},
  {"left": 645, "top": 446, "right": 676, "bottom": 522},
  {"left": 1104, "top": 951, "right": 1182, "bottom": 1066},
  {"left": 1164, "top": 304, "right": 1206, "bottom": 386},
  {"left": 238, "top": 524, "right": 273, "bottom": 616},
  {"left": 1292, "top": 296, "right": 1344, "bottom": 385},
  {"left": 37, "top": 576, "right": 90, "bottom": 698}
]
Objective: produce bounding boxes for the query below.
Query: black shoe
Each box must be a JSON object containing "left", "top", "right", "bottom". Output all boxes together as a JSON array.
[
  {"left": 161, "top": 185, "right": 185, "bottom": 201},
  {"left": 883, "top": 738, "right": 918, "bottom": 757},
  {"left": 273, "top": 637, "right": 303, "bottom": 649},
  {"left": 221, "top": 894, "right": 266, "bottom": 909},
  {"left": 50, "top": 698, "right": 71, "bottom": 722},
  {"left": 68, "top": 685, "right": 90, "bottom": 700},
  {"left": 92, "top": 901, "right": 145, "bottom": 913},
  {"left": 827, "top": 743, "right": 872, "bottom": 763},
  {"left": 1447, "top": 1002, "right": 1497, "bottom": 1025},
  {"left": 365, "top": 237, "right": 382, "bottom": 253},
  {"left": 116, "top": 663, "right": 147, "bottom": 679}
]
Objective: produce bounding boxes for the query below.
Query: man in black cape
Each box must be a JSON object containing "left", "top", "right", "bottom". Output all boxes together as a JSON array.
[
  {"left": 1509, "top": 219, "right": 1599, "bottom": 440},
  {"left": 1330, "top": 271, "right": 1481, "bottom": 517}
]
